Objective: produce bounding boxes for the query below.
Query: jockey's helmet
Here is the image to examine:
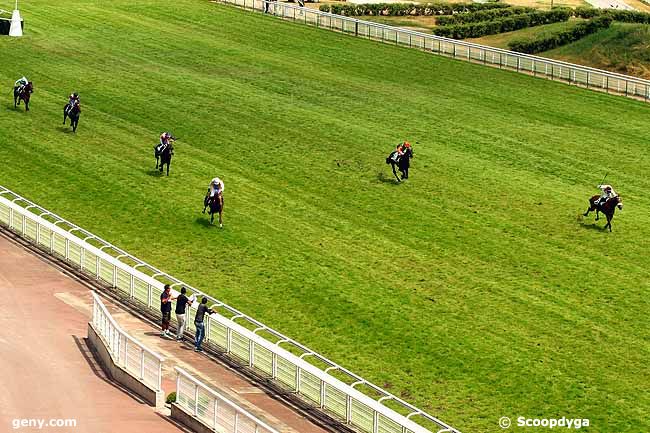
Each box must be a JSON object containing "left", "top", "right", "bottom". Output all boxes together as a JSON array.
[
  {"left": 404, "top": 141, "right": 411, "bottom": 148},
  {"left": 73, "top": 92, "right": 78, "bottom": 98},
  {"left": 605, "top": 186, "right": 612, "bottom": 192}
]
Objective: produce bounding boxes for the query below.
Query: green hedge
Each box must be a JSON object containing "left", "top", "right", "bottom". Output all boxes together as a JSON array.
[
  {"left": 433, "top": 8, "right": 572, "bottom": 39},
  {"left": 507, "top": 16, "right": 613, "bottom": 53},
  {"left": 436, "top": 7, "right": 535, "bottom": 26},
  {"left": 318, "top": 2, "right": 510, "bottom": 17},
  {"left": 575, "top": 7, "right": 650, "bottom": 23}
]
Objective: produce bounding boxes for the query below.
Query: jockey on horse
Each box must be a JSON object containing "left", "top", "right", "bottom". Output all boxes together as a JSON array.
[
  {"left": 584, "top": 183, "right": 623, "bottom": 232},
  {"left": 65, "top": 92, "right": 80, "bottom": 116},
  {"left": 155, "top": 132, "right": 175, "bottom": 159},
  {"left": 14, "top": 76, "right": 29, "bottom": 94},
  {"left": 203, "top": 177, "right": 225, "bottom": 228}
]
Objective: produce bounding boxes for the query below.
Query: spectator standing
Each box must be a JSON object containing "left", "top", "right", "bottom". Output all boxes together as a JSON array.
[
  {"left": 160, "top": 284, "right": 173, "bottom": 338},
  {"left": 194, "top": 297, "right": 215, "bottom": 352},
  {"left": 175, "top": 287, "right": 193, "bottom": 341}
]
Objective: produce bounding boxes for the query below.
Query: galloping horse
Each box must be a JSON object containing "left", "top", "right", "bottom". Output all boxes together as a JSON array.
[
  {"left": 155, "top": 141, "right": 174, "bottom": 176},
  {"left": 63, "top": 101, "right": 81, "bottom": 132},
  {"left": 13, "top": 82, "right": 33, "bottom": 111},
  {"left": 583, "top": 195, "right": 623, "bottom": 232},
  {"left": 385, "top": 146, "right": 413, "bottom": 182},
  {"left": 205, "top": 193, "right": 224, "bottom": 228}
]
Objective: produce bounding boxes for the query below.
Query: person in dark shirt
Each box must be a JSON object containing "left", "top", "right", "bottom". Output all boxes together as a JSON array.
[
  {"left": 175, "top": 287, "right": 193, "bottom": 341},
  {"left": 160, "top": 284, "right": 173, "bottom": 338},
  {"left": 194, "top": 297, "right": 215, "bottom": 352}
]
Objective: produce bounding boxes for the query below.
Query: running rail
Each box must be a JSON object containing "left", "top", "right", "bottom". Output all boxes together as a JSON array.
[
  {"left": 219, "top": 0, "right": 650, "bottom": 103},
  {"left": 0, "top": 186, "right": 460, "bottom": 433},
  {"left": 91, "top": 291, "right": 165, "bottom": 391},
  {"left": 175, "top": 367, "right": 280, "bottom": 433}
]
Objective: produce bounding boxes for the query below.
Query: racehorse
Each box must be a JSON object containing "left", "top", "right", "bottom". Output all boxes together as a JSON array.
[
  {"left": 63, "top": 101, "right": 81, "bottom": 132},
  {"left": 385, "top": 147, "right": 413, "bottom": 182},
  {"left": 583, "top": 195, "right": 623, "bottom": 232},
  {"left": 205, "top": 193, "right": 224, "bottom": 227},
  {"left": 155, "top": 141, "right": 174, "bottom": 176},
  {"left": 13, "top": 82, "right": 33, "bottom": 111}
]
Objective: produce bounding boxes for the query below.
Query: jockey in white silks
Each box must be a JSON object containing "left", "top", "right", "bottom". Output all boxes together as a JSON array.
[
  {"left": 15, "top": 76, "right": 28, "bottom": 91},
  {"left": 208, "top": 177, "right": 224, "bottom": 197},
  {"left": 596, "top": 184, "right": 617, "bottom": 205},
  {"left": 203, "top": 177, "right": 225, "bottom": 227}
]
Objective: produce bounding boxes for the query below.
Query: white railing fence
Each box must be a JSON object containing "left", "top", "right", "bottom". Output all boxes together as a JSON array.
[
  {"left": 175, "top": 367, "right": 280, "bottom": 433},
  {"left": 0, "top": 185, "right": 461, "bottom": 433},
  {"left": 220, "top": 0, "right": 650, "bottom": 103},
  {"left": 91, "top": 291, "right": 164, "bottom": 391}
]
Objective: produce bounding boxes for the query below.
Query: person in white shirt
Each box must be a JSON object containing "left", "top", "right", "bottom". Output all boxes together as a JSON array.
[{"left": 596, "top": 184, "right": 617, "bottom": 206}]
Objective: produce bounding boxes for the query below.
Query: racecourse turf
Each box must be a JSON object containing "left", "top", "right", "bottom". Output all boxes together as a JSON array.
[{"left": 1, "top": 1, "right": 649, "bottom": 431}]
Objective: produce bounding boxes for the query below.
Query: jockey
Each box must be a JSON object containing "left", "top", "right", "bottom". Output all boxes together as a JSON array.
[
  {"left": 208, "top": 177, "right": 225, "bottom": 198},
  {"left": 160, "top": 132, "right": 174, "bottom": 146},
  {"left": 390, "top": 144, "right": 403, "bottom": 163},
  {"left": 14, "top": 76, "right": 28, "bottom": 92},
  {"left": 66, "top": 93, "right": 80, "bottom": 114},
  {"left": 68, "top": 92, "right": 80, "bottom": 107},
  {"left": 596, "top": 184, "right": 617, "bottom": 205}
]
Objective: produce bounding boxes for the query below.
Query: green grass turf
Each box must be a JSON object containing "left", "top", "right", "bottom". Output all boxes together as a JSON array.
[
  {"left": 545, "top": 22, "right": 650, "bottom": 79},
  {"left": 1, "top": 1, "right": 650, "bottom": 431}
]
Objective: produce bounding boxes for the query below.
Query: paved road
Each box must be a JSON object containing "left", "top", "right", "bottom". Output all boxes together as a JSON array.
[
  {"left": 0, "top": 234, "right": 185, "bottom": 433},
  {"left": 0, "top": 231, "right": 332, "bottom": 433}
]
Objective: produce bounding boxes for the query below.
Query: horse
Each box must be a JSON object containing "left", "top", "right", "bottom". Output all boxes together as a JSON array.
[
  {"left": 205, "top": 193, "right": 224, "bottom": 227},
  {"left": 13, "top": 82, "right": 33, "bottom": 111},
  {"left": 385, "top": 147, "right": 413, "bottom": 182},
  {"left": 155, "top": 141, "right": 174, "bottom": 176},
  {"left": 63, "top": 101, "right": 81, "bottom": 132},
  {"left": 583, "top": 195, "right": 623, "bottom": 232}
]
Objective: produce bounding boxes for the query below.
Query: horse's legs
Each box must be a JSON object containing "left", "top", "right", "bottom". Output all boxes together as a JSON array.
[
  {"left": 595, "top": 209, "right": 600, "bottom": 221},
  {"left": 391, "top": 163, "right": 400, "bottom": 182},
  {"left": 72, "top": 118, "right": 77, "bottom": 133},
  {"left": 583, "top": 208, "right": 591, "bottom": 217},
  {"left": 155, "top": 156, "right": 159, "bottom": 170},
  {"left": 25, "top": 99, "right": 29, "bottom": 111},
  {"left": 218, "top": 211, "right": 223, "bottom": 228},
  {"left": 166, "top": 162, "right": 170, "bottom": 176},
  {"left": 606, "top": 215, "right": 612, "bottom": 232}
]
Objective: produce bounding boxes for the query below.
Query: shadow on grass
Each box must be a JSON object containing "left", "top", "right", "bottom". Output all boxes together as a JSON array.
[
  {"left": 195, "top": 216, "right": 214, "bottom": 228},
  {"left": 577, "top": 214, "right": 607, "bottom": 232},
  {"left": 377, "top": 171, "right": 401, "bottom": 185},
  {"left": 145, "top": 169, "right": 165, "bottom": 177},
  {"left": 57, "top": 126, "right": 74, "bottom": 134}
]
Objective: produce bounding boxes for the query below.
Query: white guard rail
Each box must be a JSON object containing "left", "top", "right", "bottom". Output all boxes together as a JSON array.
[
  {"left": 91, "top": 291, "right": 164, "bottom": 391},
  {"left": 0, "top": 185, "right": 460, "bottom": 433},
  {"left": 175, "top": 367, "right": 280, "bottom": 433},
  {"left": 220, "top": 0, "right": 650, "bottom": 103}
]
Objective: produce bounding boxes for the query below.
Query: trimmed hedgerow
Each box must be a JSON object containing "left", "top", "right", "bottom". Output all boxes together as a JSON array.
[
  {"left": 507, "top": 16, "right": 613, "bottom": 54},
  {"left": 318, "top": 2, "right": 509, "bottom": 17},
  {"left": 574, "top": 6, "right": 650, "bottom": 23},
  {"left": 436, "top": 7, "right": 535, "bottom": 26},
  {"left": 432, "top": 8, "right": 572, "bottom": 39}
]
